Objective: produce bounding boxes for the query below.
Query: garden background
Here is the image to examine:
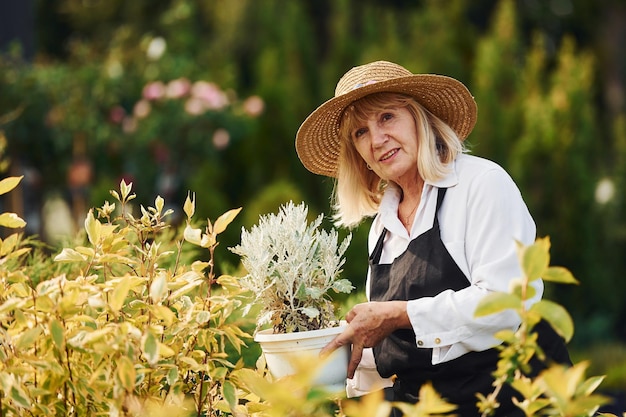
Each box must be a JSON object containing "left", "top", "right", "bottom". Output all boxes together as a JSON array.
[{"left": 1, "top": 0, "right": 626, "bottom": 398}]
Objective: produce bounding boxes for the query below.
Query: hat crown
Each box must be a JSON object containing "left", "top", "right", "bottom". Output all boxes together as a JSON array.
[{"left": 334, "top": 61, "right": 412, "bottom": 97}]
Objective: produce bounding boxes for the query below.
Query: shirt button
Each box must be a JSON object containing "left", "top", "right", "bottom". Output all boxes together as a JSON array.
[
  {"left": 417, "top": 340, "right": 424, "bottom": 346},
  {"left": 435, "top": 338, "right": 441, "bottom": 345}
]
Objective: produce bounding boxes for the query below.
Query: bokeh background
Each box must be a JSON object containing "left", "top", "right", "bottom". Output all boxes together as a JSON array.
[{"left": 1, "top": 0, "right": 626, "bottom": 399}]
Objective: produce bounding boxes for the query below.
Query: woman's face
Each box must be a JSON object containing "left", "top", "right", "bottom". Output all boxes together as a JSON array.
[{"left": 350, "top": 106, "right": 420, "bottom": 187}]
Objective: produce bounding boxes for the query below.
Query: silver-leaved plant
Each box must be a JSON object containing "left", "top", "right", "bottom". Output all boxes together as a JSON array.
[{"left": 230, "top": 201, "right": 353, "bottom": 333}]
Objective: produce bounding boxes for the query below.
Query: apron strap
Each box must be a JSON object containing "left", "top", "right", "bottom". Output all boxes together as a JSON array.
[{"left": 369, "top": 187, "right": 447, "bottom": 265}]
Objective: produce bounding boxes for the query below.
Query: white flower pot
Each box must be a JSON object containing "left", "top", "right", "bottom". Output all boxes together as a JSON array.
[{"left": 254, "top": 323, "right": 350, "bottom": 392}]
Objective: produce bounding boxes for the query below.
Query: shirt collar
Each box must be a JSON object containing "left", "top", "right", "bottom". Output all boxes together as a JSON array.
[
  {"left": 425, "top": 158, "right": 459, "bottom": 188},
  {"left": 377, "top": 159, "right": 459, "bottom": 233}
]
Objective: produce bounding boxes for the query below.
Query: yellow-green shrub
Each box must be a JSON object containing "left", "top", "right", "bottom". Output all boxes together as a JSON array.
[{"left": 0, "top": 178, "right": 253, "bottom": 416}]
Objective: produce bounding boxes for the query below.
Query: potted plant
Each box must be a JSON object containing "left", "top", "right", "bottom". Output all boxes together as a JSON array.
[{"left": 229, "top": 201, "right": 353, "bottom": 390}]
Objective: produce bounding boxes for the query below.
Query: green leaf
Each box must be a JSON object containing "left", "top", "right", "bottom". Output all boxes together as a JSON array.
[
  {"left": 3, "top": 247, "right": 30, "bottom": 261},
  {"left": 542, "top": 361, "right": 587, "bottom": 400},
  {"left": 150, "top": 305, "right": 176, "bottom": 326},
  {"left": 10, "top": 385, "right": 31, "bottom": 408},
  {"left": 98, "top": 253, "right": 136, "bottom": 264},
  {"left": 0, "top": 212, "right": 26, "bottom": 228},
  {"left": 35, "top": 295, "right": 56, "bottom": 313},
  {"left": 183, "top": 224, "right": 202, "bottom": 246},
  {"left": 222, "top": 380, "right": 238, "bottom": 412},
  {"left": 110, "top": 189, "right": 120, "bottom": 201},
  {"left": 54, "top": 248, "right": 88, "bottom": 263},
  {"left": 159, "top": 343, "right": 175, "bottom": 358},
  {"left": 120, "top": 179, "right": 133, "bottom": 200},
  {"left": 0, "top": 176, "right": 22, "bottom": 195},
  {"left": 474, "top": 292, "right": 522, "bottom": 317},
  {"left": 231, "top": 368, "right": 274, "bottom": 399},
  {"left": 109, "top": 276, "right": 132, "bottom": 312},
  {"left": 84, "top": 210, "right": 101, "bottom": 246},
  {"left": 493, "top": 329, "right": 517, "bottom": 343},
  {"left": 149, "top": 272, "right": 168, "bottom": 303},
  {"left": 577, "top": 375, "right": 606, "bottom": 397},
  {"left": 168, "top": 280, "right": 202, "bottom": 300},
  {"left": 16, "top": 326, "right": 42, "bottom": 350},
  {"left": 81, "top": 327, "right": 113, "bottom": 345},
  {"left": 0, "top": 297, "right": 24, "bottom": 314},
  {"left": 300, "top": 306, "right": 319, "bottom": 318},
  {"left": 295, "top": 282, "right": 307, "bottom": 299},
  {"left": 155, "top": 195, "right": 164, "bottom": 214},
  {"left": 529, "top": 300, "right": 574, "bottom": 342},
  {"left": 509, "top": 376, "right": 536, "bottom": 398},
  {"left": 75, "top": 246, "right": 95, "bottom": 257},
  {"left": 395, "top": 383, "right": 457, "bottom": 415},
  {"left": 214, "top": 207, "right": 242, "bottom": 235},
  {"left": 116, "top": 356, "right": 136, "bottom": 392},
  {"left": 510, "top": 278, "right": 537, "bottom": 300},
  {"left": 180, "top": 356, "right": 204, "bottom": 372},
  {"left": 166, "top": 367, "right": 179, "bottom": 386},
  {"left": 183, "top": 192, "right": 195, "bottom": 218},
  {"left": 526, "top": 399, "right": 551, "bottom": 415},
  {"left": 142, "top": 330, "right": 159, "bottom": 365},
  {"left": 196, "top": 310, "right": 211, "bottom": 324},
  {"left": 521, "top": 238, "right": 550, "bottom": 281},
  {"left": 0, "top": 233, "right": 18, "bottom": 255},
  {"left": 542, "top": 266, "right": 578, "bottom": 285},
  {"left": 306, "top": 287, "right": 323, "bottom": 299},
  {"left": 332, "top": 279, "right": 354, "bottom": 294},
  {"left": 50, "top": 319, "right": 65, "bottom": 350},
  {"left": 568, "top": 395, "right": 613, "bottom": 414}
]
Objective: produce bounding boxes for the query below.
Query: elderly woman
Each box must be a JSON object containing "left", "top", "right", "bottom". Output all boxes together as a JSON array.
[{"left": 295, "top": 61, "right": 570, "bottom": 416}]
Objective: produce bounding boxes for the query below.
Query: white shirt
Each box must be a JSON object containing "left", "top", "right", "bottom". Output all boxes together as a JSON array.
[{"left": 347, "top": 153, "right": 540, "bottom": 396}]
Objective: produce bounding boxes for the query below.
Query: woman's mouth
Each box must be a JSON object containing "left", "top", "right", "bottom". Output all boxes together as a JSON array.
[{"left": 379, "top": 149, "right": 399, "bottom": 162}]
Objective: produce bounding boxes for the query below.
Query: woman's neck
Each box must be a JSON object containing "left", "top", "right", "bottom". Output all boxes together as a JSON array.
[{"left": 398, "top": 177, "right": 424, "bottom": 230}]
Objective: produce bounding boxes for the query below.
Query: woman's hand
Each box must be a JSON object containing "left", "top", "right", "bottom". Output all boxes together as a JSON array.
[{"left": 320, "top": 300, "right": 410, "bottom": 378}]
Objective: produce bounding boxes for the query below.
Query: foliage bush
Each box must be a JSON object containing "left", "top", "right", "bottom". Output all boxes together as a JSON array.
[
  {"left": 0, "top": 178, "right": 254, "bottom": 416},
  {"left": 1, "top": 176, "right": 623, "bottom": 416}
]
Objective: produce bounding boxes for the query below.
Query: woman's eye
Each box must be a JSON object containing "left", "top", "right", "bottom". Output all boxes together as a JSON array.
[
  {"left": 353, "top": 128, "right": 367, "bottom": 139},
  {"left": 381, "top": 112, "right": 394, "bottom": 122}
]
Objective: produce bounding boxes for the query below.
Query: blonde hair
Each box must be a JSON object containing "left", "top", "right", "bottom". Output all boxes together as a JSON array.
[{"left": 332, "top": 92, "right": 466, "bottom": 228}]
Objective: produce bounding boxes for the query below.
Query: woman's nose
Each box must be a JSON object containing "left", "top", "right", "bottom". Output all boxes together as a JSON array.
[{"left": 370, "top": 126, "right": 388, "bottom": 147}]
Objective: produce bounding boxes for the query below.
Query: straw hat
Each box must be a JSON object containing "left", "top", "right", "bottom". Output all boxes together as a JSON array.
[{"left": 295, "top": 60, "right": 477, "bottom": 177}]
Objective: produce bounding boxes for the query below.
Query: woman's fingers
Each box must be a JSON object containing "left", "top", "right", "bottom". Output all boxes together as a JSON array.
[
  {"left": 320, "top": 301, "right": 409, "bottom": 378},
  {"left": 320, "top": 325, "right": 354, "bottom": 358},
  {"left": 319, "top": 325, "right": 363, "bottom": 379},
  {"left": 346, "top": 343, "right": 364, "bottom": 378}
]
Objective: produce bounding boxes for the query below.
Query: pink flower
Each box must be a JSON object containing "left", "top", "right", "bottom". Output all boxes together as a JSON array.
[
  {"left": 212, "top": 128, "right": 230, "bottom": 149},
  {"left": 191, "top": 81, "right": 229, "bottom": 110},
  {"left": 142, "top": 81, "right": 166, "bottom": 100},
  {"left": 133, "top": 99, "right": 152, "bottom": 119},
  {"left": 243, "top": 95, "right": 265, "bottom": 117},
  {"left": 109, "top": 105, "right": 126, "bottom": 124},
  {"left": 166, "top": 78, "right": 191, "bottom": 99},
  {"left": 184, "top": 97, "right": 205, "bottom": 115}
]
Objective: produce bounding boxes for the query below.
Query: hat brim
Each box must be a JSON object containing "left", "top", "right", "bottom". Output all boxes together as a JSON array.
[{"left": 295, "top": 74, "right": 477, "bottom": 177}]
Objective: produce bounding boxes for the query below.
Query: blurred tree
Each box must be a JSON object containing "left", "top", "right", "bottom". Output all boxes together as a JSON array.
[
  {"left": 471, "top": 0, "right": 524, "bottom": 164},
  {"left": 1, "top": 0, "right": 626, "bottom": 347}
]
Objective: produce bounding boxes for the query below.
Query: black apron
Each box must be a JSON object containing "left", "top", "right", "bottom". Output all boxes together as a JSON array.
[{"left": 369, "top": 187, "right": 571, "bottom": 416}]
